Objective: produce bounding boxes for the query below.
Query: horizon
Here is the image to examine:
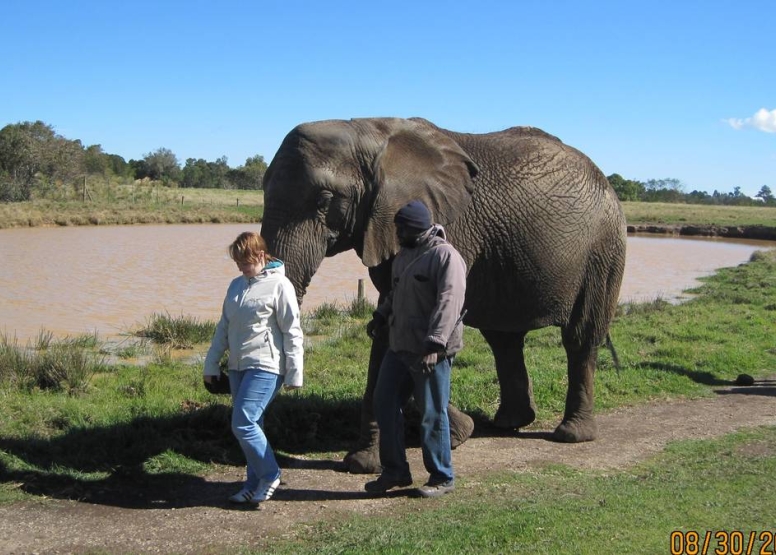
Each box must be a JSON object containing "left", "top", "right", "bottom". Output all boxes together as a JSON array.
[{"left": 1, "top": 1, "right": 773, "bottom": 197}]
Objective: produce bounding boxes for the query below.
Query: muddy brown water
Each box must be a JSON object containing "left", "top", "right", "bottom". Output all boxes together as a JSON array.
[{"left": 0, "top": 224, "right": 773, "bottom": 342}]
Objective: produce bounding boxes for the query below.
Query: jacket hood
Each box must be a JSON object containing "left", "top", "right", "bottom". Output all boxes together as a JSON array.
[
  {"left": 246, "top": 259, "right": 286, "bottom": 284},
  {"left": 417, "top": 224, "right": 447, "bottom": 246}
]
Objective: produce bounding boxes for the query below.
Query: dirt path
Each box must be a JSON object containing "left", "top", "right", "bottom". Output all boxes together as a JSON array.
[{"left": 2, "top": 379, "right": 775, "bottom": 555}]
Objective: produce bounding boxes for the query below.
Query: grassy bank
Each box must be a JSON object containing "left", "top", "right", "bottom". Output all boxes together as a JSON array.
[
  {"left": 622, "top": 201, "right": 776, "bottom": 227},
  {"left": 1, "top": 187, "right": 776, "bottom": 230},
  {"left": 1, "top": 245, "right": 775, "bottom": 551},
  {"left": 0, "top": 184, "right": 263, "bottom": 228}
]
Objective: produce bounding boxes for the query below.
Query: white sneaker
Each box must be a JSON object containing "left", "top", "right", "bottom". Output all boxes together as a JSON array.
[
  {"left": 228, "top": 487, "right": 255, "bottom": 504},
  {"left": 251, "top": 476, "right": 281, "bottom": 503}
]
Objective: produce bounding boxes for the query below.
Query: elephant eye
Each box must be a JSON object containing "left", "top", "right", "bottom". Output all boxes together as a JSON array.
[{"left": 317, "top": 190, "right": 333, "bottom": 211}]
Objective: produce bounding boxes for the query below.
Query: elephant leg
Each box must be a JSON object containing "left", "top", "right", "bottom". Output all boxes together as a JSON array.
[
  {"left": 447, "top": 402, "right": 475, "bottom": 449},
  {"left": 553, "top": 330, "right": 598, "bottom": 443},
  {"left": 480, "top": 329, "right": 537, "bottom": 429},
  {"left": 343, "top": 335, "right": 387, "bottom": 474},
  {"left": 403, "top": 398, "right": 473, "bottom": 449}
]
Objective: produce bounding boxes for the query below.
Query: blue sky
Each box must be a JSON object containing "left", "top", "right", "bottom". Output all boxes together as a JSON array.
[{"left": 1, "top": 0, "right": 774, "bottom": 196}]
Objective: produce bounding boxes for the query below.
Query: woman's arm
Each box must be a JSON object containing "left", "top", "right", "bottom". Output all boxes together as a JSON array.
[{"left": 275, "top": 279, "right": 304, "bottom": 387}]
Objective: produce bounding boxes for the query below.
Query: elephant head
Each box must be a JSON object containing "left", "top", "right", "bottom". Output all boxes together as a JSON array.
[{"left": 261, "top": 117, "right": 479, "bottom": 303}]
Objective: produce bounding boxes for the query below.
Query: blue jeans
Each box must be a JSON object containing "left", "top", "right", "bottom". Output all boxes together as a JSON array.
[
  {"left": 374, "top": 349, "right": 454, "bottom": 484},
  {"left": 229, "top": 368, "right": 283, "bottom": 490}
]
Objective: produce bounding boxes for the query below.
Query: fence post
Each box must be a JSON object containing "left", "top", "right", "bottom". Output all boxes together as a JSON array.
[
  {"left": 357, "top": 279, "right": 365, "bottom": 301},
  {"left": 181, "top": 195, "right": 184, "bottom": 206},
  {"left": 236, "top": 198, "right": 240, "bottom": 208}
]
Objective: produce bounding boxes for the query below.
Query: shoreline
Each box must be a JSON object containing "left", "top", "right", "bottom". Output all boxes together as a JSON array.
[{"left": 627, "top": 223, "right": 776, "bottom": 242}]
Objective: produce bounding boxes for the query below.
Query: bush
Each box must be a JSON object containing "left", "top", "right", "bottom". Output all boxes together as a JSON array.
[
  {"left": 133, "top": 312, "right": 216, "bottom": 348},
  {"left": 0, "top": 331, "right": 105, "bottom": 393}
]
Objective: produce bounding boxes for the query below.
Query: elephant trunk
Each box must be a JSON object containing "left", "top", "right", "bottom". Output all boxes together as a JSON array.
[{"left": 261, "top": 217, "right": 328, "bottom": 307}]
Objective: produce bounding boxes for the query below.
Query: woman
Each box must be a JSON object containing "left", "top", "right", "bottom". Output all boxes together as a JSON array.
[{"left": 204, "top": 231, "right": 303, "bottom": 504}]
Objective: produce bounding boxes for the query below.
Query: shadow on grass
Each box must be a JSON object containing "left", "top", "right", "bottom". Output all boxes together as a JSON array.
[
  {"left": 17, "top": 368, "right": 771, "bottom": 508},
  {"left": 0, "top": 395, "right": 365, "bottom": 508},
  {"left": 0, "top": 383, "right": 569, "bottom": 508},
  {"left": 637, "top": 361, "right": 733, "bottom": 386},
  {"left": 639, "top": 361, "right": 776, "bottom": 397},
  {"left": 715, "top": 379, "right": 776, "bottom": 398}
]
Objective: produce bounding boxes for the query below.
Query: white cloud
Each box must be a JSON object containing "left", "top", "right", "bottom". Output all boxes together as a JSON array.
[{"left": 726, "top": 108, "right": 776, "bottom": 133}]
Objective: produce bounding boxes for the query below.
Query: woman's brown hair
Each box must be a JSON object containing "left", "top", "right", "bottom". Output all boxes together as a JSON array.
[{"left": 228, "top": 232, "right": 276, "bottom": 264}]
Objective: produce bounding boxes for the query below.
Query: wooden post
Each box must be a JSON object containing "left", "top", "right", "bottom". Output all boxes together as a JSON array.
[
  {"left": 82, "top": 176, "right": 87, "bottom": 202},
  {"left": 236, "top": 198, "right": 240, "bottom": 208},
  {"left": 357, "top": 279, "right": 365, "bottom": 301},
  {"left": 181, "top": 195, "right": 184, "bottom": 206}
]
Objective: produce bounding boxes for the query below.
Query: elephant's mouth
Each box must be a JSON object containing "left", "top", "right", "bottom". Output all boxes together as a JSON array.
[
  {"left": 325, "top": 230, "right": 339, "bottom": 255},
  {"left": 325, "top": 230, "right": 355, "bottom": 257}
]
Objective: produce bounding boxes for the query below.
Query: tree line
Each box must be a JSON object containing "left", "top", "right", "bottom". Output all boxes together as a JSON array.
[
  {"left": 607, "top": 174, "right": 775, "bottom": 206},
  {"left": 0, "top": 121, "right": 267, "bottom": 202},
  {"left": 1, "top": 120, "right": 773, "bottom": 206}
]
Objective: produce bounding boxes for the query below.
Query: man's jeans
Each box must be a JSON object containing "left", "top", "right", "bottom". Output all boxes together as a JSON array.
[
  {"left": 374, "top": 349, "right": 454, "bottom": 484},
  {"left": 229, "top": 368, "right": 284, "bottom": 490}
]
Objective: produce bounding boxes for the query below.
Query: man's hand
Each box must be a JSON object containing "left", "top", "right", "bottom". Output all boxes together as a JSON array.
[
  {"left": 418, "top": 351, "right": 439, "bottom": 374},
  {"left": 415, "top": 341, "right": 445, "bottom": 374},
  {"left": 366, "top": 312, "right": 387, "bottom": 339}
]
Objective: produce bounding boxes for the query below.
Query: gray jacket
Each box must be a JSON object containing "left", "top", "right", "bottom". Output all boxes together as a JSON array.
[
  {"left": 375, "top": 224, "right": 467, "bottom": 358},
  {"left": 203, "top": 261, "right": 304, "bottom": 387}
]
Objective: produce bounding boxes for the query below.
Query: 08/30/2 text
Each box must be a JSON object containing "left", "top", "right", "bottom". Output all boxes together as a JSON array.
[{"left": 670, "top": 531, "right": 775, "bottom": 555}]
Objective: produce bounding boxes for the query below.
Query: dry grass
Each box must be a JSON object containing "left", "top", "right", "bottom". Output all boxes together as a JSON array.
[
  {"left": 0, "top": 186, "right": 264, "bottom": 229},
  {"left": 622, "top": 201, "right": 776, "bottom": 227}
]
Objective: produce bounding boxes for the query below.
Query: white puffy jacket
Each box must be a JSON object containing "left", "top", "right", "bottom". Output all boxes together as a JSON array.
[{"left": 203, "top": 261, "right": 303, "bottom": 387}]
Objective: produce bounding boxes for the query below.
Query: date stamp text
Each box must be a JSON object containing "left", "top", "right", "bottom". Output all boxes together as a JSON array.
[{"left": 670, "top": 531, "right": 775, "bottom": 555}]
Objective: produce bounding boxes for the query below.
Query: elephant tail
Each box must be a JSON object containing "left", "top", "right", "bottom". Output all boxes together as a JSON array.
[{"left": 605, "top": 333, "right": 621, "bottom": 373}]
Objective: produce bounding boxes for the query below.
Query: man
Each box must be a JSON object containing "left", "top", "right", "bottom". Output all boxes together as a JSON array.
[{"left": 365, "top": 199, "right": 467, "bottom": 498}]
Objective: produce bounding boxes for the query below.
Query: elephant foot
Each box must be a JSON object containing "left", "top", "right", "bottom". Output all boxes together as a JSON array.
[
  {"left": 343, "top": 445, "right": 381, "bottom": 474},
  {"left": 448, "top": 404, "right": 474, "bottom": 449},
  {"left": 493, "top": 403, "right": 536, "bottom": 430},
  {"left": 552, "top": 417, "right": 598, "bottom": 443}
]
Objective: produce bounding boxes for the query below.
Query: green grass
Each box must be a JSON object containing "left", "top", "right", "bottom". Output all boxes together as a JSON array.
[{"left": 267, "top": 426, "right": 776, "bottom": 555}]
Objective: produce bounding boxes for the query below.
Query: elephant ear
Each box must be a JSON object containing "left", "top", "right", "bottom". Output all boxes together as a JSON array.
[{"left": 361, "top": 120, "right": 479, "bottom": 267}]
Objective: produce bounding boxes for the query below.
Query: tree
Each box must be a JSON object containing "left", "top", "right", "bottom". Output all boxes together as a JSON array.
[
  {"left": 106, "top": 154, "right": 132, "bottom": 178},
  {"left": 686, "top": 190, "right": 712, "bottom": 204},
  {"left": 0, "top": 120, "right": 85, "bottom": 201},
  {"left": 755, "top": 185, "right": 774, "bottom": 204},
  {"left": 242, "top": 154, "right": 267, "bottom": 189},
  {"left": 644, "top": 178, "right": 684, "bottom": 192},
  {"left": 607, "top": 173, "right": 645, "bottom": 201},
  {"left": 129, "top": 158, "right": 150, "bottom": 180},
  {"left": 84, "top": 144, "right": 109, "bottom": 176},
  {"left": 227, "top": 154, "right": 268, "bottom": 190},
  {"left": 143, "top": 148, "right": 180, "bottom": 183},
  {"left": 641, "top": 177, "right": 686, "bottom": 203},
  {"left": 181, "top": 156, "right": 231, "bottom": 188}
]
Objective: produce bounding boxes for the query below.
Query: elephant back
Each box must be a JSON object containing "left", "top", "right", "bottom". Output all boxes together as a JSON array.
[{"left": 435, "top": 124, "right": 626, "bottom": 333}]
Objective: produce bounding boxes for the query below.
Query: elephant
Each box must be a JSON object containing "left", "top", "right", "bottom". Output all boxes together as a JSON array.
[{"left": 260, "top": 117, "right": 627, "bottom": 474}]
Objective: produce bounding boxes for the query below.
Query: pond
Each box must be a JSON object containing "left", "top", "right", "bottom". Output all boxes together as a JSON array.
[{"left": 0, "top": 224, "right": 772, "bottom": 342}]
